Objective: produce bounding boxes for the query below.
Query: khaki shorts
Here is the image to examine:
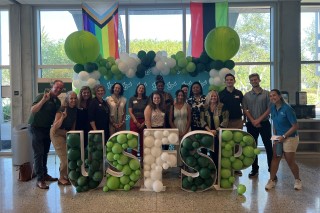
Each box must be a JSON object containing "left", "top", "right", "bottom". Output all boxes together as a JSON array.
[{"left": 283, "top": 136, "right": 299, "bottom": 152}]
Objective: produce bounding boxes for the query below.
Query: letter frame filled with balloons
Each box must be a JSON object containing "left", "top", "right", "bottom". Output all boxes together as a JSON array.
[{"left": 66, "top": 128, "right": 259, "bottom": 193}]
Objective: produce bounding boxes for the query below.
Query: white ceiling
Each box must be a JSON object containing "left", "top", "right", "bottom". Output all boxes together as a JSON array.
[{"left": 1, "top": 0, "right": 319, "bottom": 5}]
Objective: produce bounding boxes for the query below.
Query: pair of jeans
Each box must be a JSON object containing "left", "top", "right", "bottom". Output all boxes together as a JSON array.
[
  {"left": 29, "top": 126, "right": 51, "bottom": 181},
  {"left": 246, "top": 120, "right": 273, "bottom": 172}
]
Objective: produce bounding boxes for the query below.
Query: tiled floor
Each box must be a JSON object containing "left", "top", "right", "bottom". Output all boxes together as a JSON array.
[{"left": 0, "top": 153, "right": 319, "bottom": 213}]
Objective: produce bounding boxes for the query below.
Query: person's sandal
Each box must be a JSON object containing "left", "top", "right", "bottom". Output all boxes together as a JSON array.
[{"left": 58, "top": 179, "right": 71, "bottom": 185}]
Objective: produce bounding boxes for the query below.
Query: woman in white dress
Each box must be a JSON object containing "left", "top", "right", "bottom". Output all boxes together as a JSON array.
[
  {"left": 106, "top": 82, "right": 126, "bottom": 136},
  {"left": 169, "top": 89, "right": 191, "bottom": 139}
]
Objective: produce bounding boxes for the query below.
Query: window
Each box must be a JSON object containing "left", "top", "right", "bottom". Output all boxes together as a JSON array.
[
  {"left": 0, "top": 9, "right": 10, "bottom": 151},
  {"left": 301, "top": 5, "right": 320, "bottom": 112},
  {"left": 119, "top": 5, "right": 189, "bottom": 56},
  {"left": 229, "top": 6, "right": 272, "bottom": 92},
  {"left": 37, "top": 9, "right": 82, "bottom": 79}
]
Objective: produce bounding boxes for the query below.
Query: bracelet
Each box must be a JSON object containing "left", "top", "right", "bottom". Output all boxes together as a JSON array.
[{"left": 282, "top": 135, "right": 286, "bottom": 139}]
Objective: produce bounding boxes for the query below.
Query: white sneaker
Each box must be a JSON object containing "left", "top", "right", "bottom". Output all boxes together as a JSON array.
[
  {"left": 294, "top": 179, "right": 302, "bottom": 190},
  {"left": 265, "top": 179, "right": 276, "bottom": 190}
]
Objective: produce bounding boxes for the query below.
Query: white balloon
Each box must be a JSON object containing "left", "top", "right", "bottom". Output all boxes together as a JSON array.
[
  {"left": 144, "top": 147, "right": 151, "bottom": 155},
  {"left": 213, "top": 76, "right": 222, "bottom": 86},
  {"left": 73, "top": 79, "right": 81, "bottom": 89},
  {"left": 144, "top": 164, "right": 151, "bottom": 171},
  {"left": 152, "top": 180, "right": 164, "bottom": 192},
  {"left": 230, "top": 69, "right": 236, "bottom": 75},
  {"left": 144, "top": 130, "right": 151, "bottom": 137},
  {"left": 119, "top": 52, "right": 129, "bottom": 60},
  {"left": 161, "top": 66, "right": 170, "bottom": 75},
  {"left": 118, "top": 62, "right": 129, "bottom": 73},
  {"left": 154, "top": 131, "right": 163, "bottom": 139},
  {"left": 144, "top": 178, "right": 153, "bottom": 189},
  {"left": 161, "top": 152, "right": 169, "bottom": 161},
  {"left": 209, "top": 69, "right": 219, "bottom": 78},
  {"left": 154, "top": 139, "right": 162, "bottom": 147},
  {"left": 219, "top": 68, "right": 231, "bottom": 79},
  {"left": 151, "top": 163, "right": 157, "bottom": 169},
  {"left": 154, "top": 55, "right": 161, "bottom": 62},
  {"left": 90, "top": 71, "right": 101, "bottom": 80},
  {"left": 78, "top": 71, "right": 90, "bottom": 81},
  {"left": 156, "top": 61, "right": 165, "bottom": 71},
  {"left": 151, "top": 67, "right": 161, "bottom": 75},
  {"left": 144, "top": 136, "right": 155, "bottom": 148},
  {"left": 127, "top": 57, "right": 137, "bottom": 68},
  {"left": 167, "top": 58, "right": 176, "bottom": 68},
  {"left": 168, "top": 154, "right": 177, "bottom": 167},
  {"left": 155, "top": 165, "right": 163, "bottom": 173},
  {"left": 129, "top": 53, "right": 138, "bottom": 59},
  {"left": 150, "top": 170, "right": 162, "bottom": 181},
  {"left": 163, "top": 130, "right": 170, "bottom": 137},
  {"left": 151, "top": 147, "right": 162, "bottom": 157},
  {"left": 168, "top": 133, "right": 179, "bottom": 144},
  {"left": 161, "top": 137, "right": 169, "bottom": 145},
  {"left": 156, "top": 157, "right": 164, "bottom": 166},
  {"left": 115, "top": 58, "right": 121, "bottom": 65},
  {"left": 87, "top": 78, "right": 96, "bottom": 88},
  {"left": 162, "top": 163, "right": 169, "bottom": 170},
  {"left": 144, "top": 154, "right": 155, "bottom": 165},
  {"left": 209, "top": 77, "right": 215, "bottom": 85},
  {"left": 161, "top": 51, "right": 168, "bottom": 57},
  {"left": 144, "top": 170, "right": 151, "bottom": 178},
  {"left": 152, "top": 180, "right": 163, "bottom": 192},
  {"left": 126, "top": 68, "right": 136, "bottom": 78}
]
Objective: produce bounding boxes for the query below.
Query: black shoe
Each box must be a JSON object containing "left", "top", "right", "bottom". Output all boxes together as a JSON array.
[
  {"left": 248, "top": 170, "right": 259, "bottom": 178},
  {"left": 234, "top": 171, "right": 243, "bottom": 176}
]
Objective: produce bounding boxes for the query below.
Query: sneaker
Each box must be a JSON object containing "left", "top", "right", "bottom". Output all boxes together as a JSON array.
[
  {"left": 265, "top": 179, "right": 276, "bottom": 190},
  {"left": 294, "top": 179, "right": 302, "bottom": 190},
  {"left": 248, "top": 170, "right": 259, "bottom": 178},
  {"left": 234, "top": 171, "right": 242, "bottom": 176}
]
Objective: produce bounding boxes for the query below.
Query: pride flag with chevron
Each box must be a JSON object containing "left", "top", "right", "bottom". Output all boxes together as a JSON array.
[{"left": 82, "top": 1, "right": 119, "bottom": 59}]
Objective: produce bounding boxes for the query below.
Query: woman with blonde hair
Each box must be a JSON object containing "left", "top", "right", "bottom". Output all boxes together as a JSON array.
[
  {"left": 200, "top": 90, "right": 229, "bottom": 168},
  {"left": 50, "top": 91, "right": 78, "bottom": 185}
]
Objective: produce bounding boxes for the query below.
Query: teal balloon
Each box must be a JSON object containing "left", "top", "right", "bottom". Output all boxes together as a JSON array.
[
  {"left": 64, "top": 30, "right": 100, "bottom": 64},
  {"left": 205, "top": 27, "right": 240, "bottom": 62}
]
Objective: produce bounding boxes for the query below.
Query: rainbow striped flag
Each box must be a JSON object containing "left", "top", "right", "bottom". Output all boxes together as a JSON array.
[
  {"left": 82, "top": 1, "right": 119, "bottom": 59},
  {"left": 190, "top": 1, "right": 228, "bottom": 57}
]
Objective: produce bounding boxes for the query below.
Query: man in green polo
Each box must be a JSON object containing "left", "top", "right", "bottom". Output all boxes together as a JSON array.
[{"left": 28, "top": 80, "right": 64, "bottom": 189}]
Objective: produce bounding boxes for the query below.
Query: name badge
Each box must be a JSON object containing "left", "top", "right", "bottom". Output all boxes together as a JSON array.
[
  {"left": 235, "top": 96, "right": 240, "bottom": 99},
  {"left": 133, "top": 100, "right": 138, "bottom": 104}
]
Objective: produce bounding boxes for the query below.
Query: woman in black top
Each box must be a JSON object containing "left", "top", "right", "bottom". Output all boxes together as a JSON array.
[
  {"left": 88, "top": 85, "right": 110, "bottom": 141},
  {"left": 187, "top": 82, "right": 206, "bottom": 131},
  {"left": 50, "top": 91, "right": 78, "bottom": 185},
  {"left": 76, "top": 86, "right": 92, "bottom": 147}
]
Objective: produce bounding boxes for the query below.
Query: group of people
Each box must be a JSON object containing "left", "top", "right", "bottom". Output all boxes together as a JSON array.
[{"left": 28, "top": 73, "right": 302, "bottom": 191}]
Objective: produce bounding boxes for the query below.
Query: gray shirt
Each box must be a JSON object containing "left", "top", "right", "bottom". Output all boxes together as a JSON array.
[{"left": 243, "top": 88, "right": 270, "bottom": 122}]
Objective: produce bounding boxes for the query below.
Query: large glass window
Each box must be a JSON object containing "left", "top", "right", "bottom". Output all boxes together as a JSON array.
[
  {"left": 230, "top": 6, "right": 271, "bottom": 92},
  {"left": 37, "top": 9, "right": 82, "bottom": 79},
  {"left": 301, "top": 6, "right": 320, "bottom": 112},
  {"left": 119, "top": 6, "right": 189, "bottom": 56},
  {"left": 0, "top": 9, "right": 10, "bottom": 152}
]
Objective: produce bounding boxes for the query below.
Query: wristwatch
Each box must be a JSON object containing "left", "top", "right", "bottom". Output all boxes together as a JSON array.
[{"left": 282, "top": 135, "right": 286, "bottom": 139}]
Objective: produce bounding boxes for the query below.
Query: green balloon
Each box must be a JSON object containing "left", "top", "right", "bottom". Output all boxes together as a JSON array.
[
  {"left": 237, "top": 184, "right": 246, "bottom": 195},
  {"left": 64, "top": 30, "right": 100, "bottom": 64},
  {"left": 205, "top": 26, "right": 240, "bottom": 62}
]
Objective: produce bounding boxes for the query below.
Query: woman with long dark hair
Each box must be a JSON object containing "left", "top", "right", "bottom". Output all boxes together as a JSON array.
[
  {"left": 128, "top": 84, "right": 148, "bottom": 160},
  {"left": 265, "top": 89, "right": 301, "bottom": 190}
]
